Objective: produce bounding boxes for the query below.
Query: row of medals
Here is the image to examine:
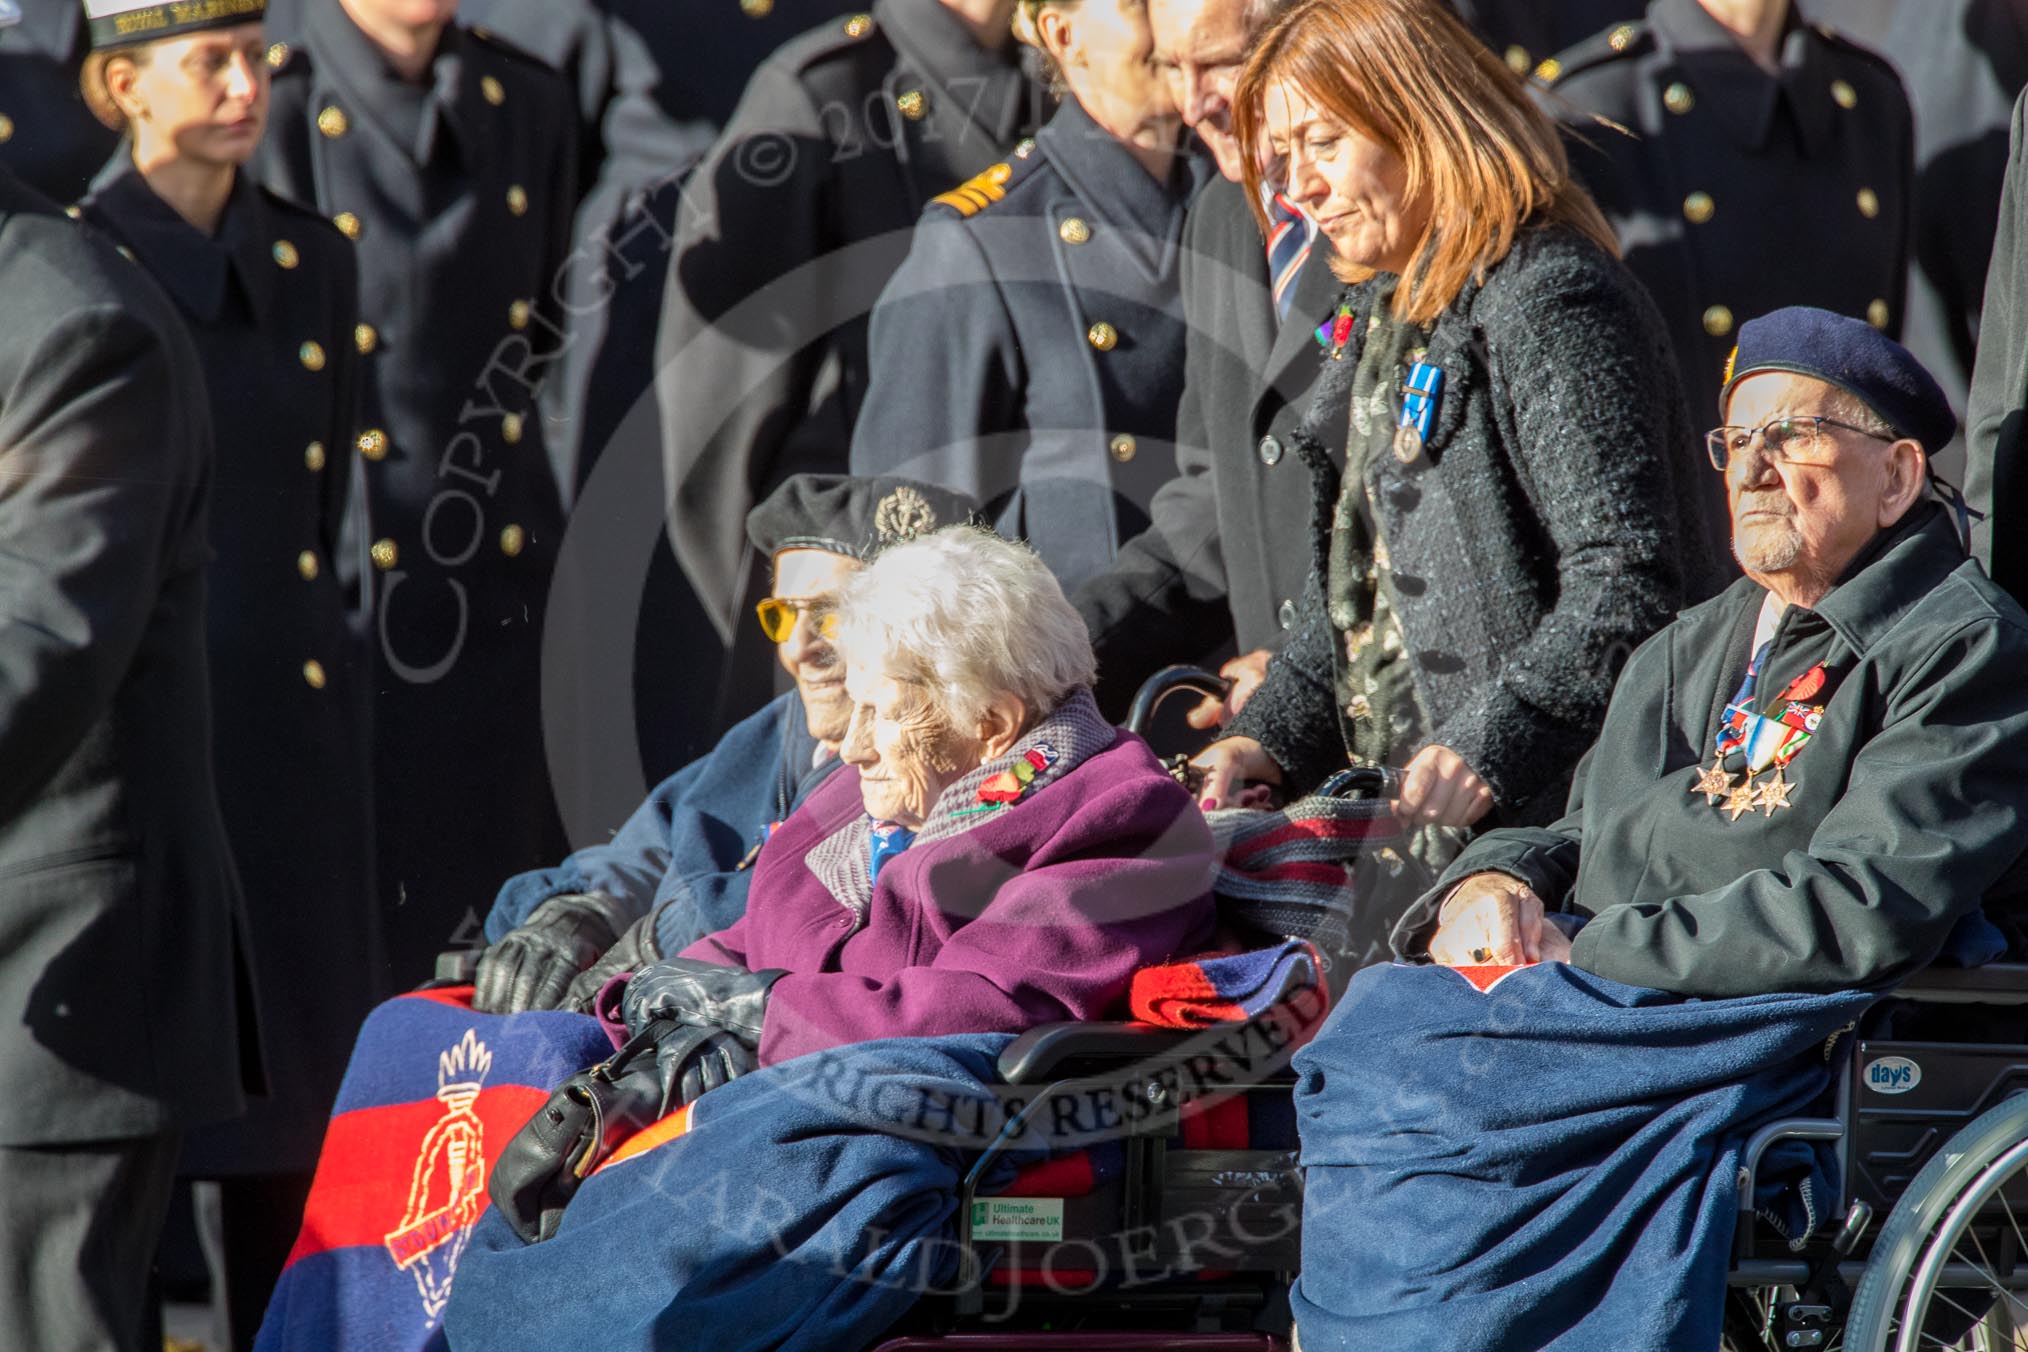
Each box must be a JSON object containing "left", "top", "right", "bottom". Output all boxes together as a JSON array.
[{"left": 1692, "top": 759, "right": 1795, "bottom": 822}]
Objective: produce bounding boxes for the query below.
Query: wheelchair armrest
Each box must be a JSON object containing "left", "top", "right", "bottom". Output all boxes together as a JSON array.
[
  {"left": 998, "top": 1021, "right": 1203, "bottom": 1083},
  {"left": 1893, "top": 962, "right": 2028, "bottom": 1005}
]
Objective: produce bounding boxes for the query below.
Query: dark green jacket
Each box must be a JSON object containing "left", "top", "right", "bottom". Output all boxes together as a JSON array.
[{"left": 1394, "top": 503, "right": 2028, "bottom": 996}]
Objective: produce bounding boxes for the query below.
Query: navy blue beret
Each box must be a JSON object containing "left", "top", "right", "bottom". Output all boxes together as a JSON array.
[
  {"left": 745, "top": 474, "right": 979, "bottom": 561},
  {"left": 1720, "top": 306, "right": 1955, "bottom": 452}
]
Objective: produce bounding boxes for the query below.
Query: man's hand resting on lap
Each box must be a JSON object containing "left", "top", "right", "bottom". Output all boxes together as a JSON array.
[{"left": 1428, "top": 872, "right": 1572, "bottom": 967}]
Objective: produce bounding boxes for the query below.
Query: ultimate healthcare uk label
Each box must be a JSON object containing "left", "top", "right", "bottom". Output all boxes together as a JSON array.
[{"left": 970, "top": 1197, "right": 1065, "bottom": 1243}]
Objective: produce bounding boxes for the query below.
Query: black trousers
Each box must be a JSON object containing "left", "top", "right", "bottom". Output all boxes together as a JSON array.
[{"left": 0, "top": 1132, "right": 179, "bottom": 1352}]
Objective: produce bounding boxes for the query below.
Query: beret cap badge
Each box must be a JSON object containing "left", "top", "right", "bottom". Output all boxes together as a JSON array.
[{"left": 873, "top": 485, "right": 937, "bottom": 544}]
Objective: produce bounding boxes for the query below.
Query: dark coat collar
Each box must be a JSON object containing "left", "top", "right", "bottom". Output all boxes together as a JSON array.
[
  {"left": 1806, "top": 501, "right": 1968, "bottom": 656},
  {"left": 307, "top": 2, "right": 472, "bottom": 166},
  {"left": 1652, "top": 0, "right": 1835, "bottom": 157},
  {"left": 84, "top": 156, "right": 275, "bottom": 325},
  {"left": 875, "top": 0, "right": 1028, "bottom": 146},
  {"left": 1037, "top": 97, "right": 1208, "bottom": 279}
]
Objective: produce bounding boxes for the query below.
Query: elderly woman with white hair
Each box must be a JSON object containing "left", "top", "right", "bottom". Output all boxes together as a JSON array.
[{"left": 612, "top": 525, "right": 1218, "bottom": 1094}]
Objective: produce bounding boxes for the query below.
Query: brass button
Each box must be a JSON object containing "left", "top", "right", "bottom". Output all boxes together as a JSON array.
[
  {"left": 0, "top": 115, "right": 15, "bottom": 143},
  {"left": 1534, "top": 57, "right": 1561, "bottom": 82},
  {"left": 1683, "top": 191, "right": 1715, "bottom": 224},
  {"left": 297, "top": 550, "right": 320, "bottom": 581},
  {"left": 333, "top": 211, "right": 362, "bottom": 240},
  {"left": 1702, "top": 304, "right": 1734, "bottom": 337},
  {"left": 1608, "top": 23, "right": 1636, "bottom": 51},
  {"left": 1258, "top": 434, "right": 1283, "bottom": 466},
  {"left": 741, "top": 0, "right": 773, "bottom": 14},
  {"left": 265, "top": 41, "right": 289, "bottom": 68},
  {"left": 507, "top": 299, "right": 531, "bottom": 330},
  {"left": 1867, "top": 298, "right": 1890, "bottom": 330},
  {"left": 499, "top": 524, "right": 526, "bottom": 556},
  {"left": 371, "top": 538, "right": 399, "bottom": 570},
  {"left": 272, "top": 239, "right": 299, "bottom": 269},
  {"left": 843, "top": 12, "right": 872, "bottom": 36},
  {"left": 304, "top": 441, "right": 327, "bottom": 471},
  {"left": 896, "top": 89, "right": 927, "bottom": 121},
  {"left": 357, "top": 428, "right": 389, "bottom": 461},
  {"left": 1108, "top": 434, "right": 1137, "bottom": 462},
  {"left": 506, "top": 184, "right": 528, "bottom": 216},
  {"left": 63, "top": 205, "right": 81, "bottom": 220},
  {"left": 1831, "top": 78, "right": 1858, "bottom": 110},
  {"left": 116, "top": 245, "right": 135, "bottom": 263},
  {"left": 1086, "top": 321, "right": 1118, "bottom": 351},
  {"left": 480, "top": 75, "right": 505, "bottom": 106},
  {"left": 355, "top": 323, "right": 378, "bottom": 355},
  {"left": 299, "top": 341, "right": 326, "bottom": 371},
  {"left": 1664, "top": 82, "right": 1695, "bottom": 115},
  {"left": 303, "top": 659, "right": 328, "bottom": 690},
  {"left": 317, "top": 105, "right": 348, "bottom": 138},
  {"left": 1058, "top": 217, "right": 1090, "bottom": 245},
  {"left": 1856, "top": 186, "right": 1880, "bottom": 219},
  {"left": 502, "top": 412, "right": 524, "bottom": 444},
  {"left": 1278, "top": 599, "right": 1296, "bottom": 630},
  {"left": 1504, "top": 44, "right": 1530, "bottom": 75}
]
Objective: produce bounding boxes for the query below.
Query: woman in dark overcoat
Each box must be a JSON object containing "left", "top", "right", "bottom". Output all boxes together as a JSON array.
[
  {"left": 77, "top": 4, "right": 382, "bottom": 1337},
  {"left": 848, "top": 0, "right": 1211, "bottom": 591},
  {"left": 1193, "top": 0, "right": 1730, "bottom": 865}
]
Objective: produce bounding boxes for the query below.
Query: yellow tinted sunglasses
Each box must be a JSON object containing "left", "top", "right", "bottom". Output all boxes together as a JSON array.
[{"left": 755, "top": 596, "right": 840, "bottom": 644}]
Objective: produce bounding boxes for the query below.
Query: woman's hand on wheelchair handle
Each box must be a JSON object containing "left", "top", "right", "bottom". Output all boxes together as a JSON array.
[
  {"left": 1396, "top": 744, "right": 1495, "bottom": 829},
  {"left": 1186, "top": 649, "right": 1275, "bottom": 730},
  {"left": 1189, "top": 736, "right": 1284, "bottom": 811}
]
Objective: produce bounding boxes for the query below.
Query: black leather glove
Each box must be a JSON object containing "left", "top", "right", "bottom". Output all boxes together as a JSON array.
[
  {"left": 561, "top": 906, "right": 666, "bottom": 1012},
  {"left": 654, "top": 1025, "right": 759, "bottom": 1105},
  {"left": 473, "top": 893, "right": 634, "bottom": 1014},
  {"left": 620, "top": 956, "right": 788, "bottom": 1048}
]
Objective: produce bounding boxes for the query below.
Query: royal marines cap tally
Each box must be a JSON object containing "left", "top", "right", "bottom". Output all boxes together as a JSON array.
[
  {"left": 745, "top": 475, "right": 980, "bottom": 561},
  {"left": 83, "top": 0, "right": 265, "bottom": 49}
]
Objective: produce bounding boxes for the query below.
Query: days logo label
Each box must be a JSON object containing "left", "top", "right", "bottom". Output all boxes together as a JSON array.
[
  {"left": 384, "top": 1028, "right": 493, "bottom": 1326},
  {"left": 1864, "top": 1055, "right": 1922, "bottom": 1095}
]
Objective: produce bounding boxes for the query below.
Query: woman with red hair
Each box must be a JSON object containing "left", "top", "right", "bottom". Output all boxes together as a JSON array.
[{"left": 1194, "top": 0, "right": 1727, "bottom": 880}]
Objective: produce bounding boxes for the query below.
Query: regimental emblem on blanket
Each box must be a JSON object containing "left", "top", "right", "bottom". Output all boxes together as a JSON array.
[{"left": 384, "top": 1029, "right": 493, "bottom": 1327}]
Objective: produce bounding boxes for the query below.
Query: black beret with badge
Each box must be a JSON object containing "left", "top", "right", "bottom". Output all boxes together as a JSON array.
[
  {"left": 745, "top": 474, "right": 980, "bottom": 562},
  {"left": 1721, "top": 305, "right": 1956, "bottom": 454}
]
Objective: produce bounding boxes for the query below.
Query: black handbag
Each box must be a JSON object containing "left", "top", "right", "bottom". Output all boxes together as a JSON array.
[{"left": 487, "top": 1018, "right": 711, "bottom": 1244}]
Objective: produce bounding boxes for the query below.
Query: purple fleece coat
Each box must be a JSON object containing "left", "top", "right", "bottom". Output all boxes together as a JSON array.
[{"left": 681, "top": 730, "right": 1218, "bottom": 1065}]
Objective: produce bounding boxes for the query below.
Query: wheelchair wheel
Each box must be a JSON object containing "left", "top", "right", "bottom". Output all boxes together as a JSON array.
[{"left": 1842, "top": 1093, "right": 2028, "bottom": 1351}]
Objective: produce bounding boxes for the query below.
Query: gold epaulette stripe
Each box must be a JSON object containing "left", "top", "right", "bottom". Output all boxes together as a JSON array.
[{"left": 931, "top": 163, "right": 1012, "bottom": 217}]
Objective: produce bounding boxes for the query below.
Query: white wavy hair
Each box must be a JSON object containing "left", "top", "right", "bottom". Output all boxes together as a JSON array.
[{"left": 835, "top": 525, "right": 1097, "bottom": 729}]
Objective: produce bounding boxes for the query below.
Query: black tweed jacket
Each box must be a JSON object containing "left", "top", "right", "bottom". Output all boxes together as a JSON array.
[{"left": 1227, "top": 224, "right": 1732, "bottom": 824}]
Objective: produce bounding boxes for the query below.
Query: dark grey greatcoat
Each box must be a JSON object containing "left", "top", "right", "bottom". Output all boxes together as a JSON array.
[
  {"left": 849, "top": 98, "right": 1211, "bottom": 590},
  {"left": 0, "top": 0, "right": 117, "bottom": 204},
  {"left": 1968, "top": 88, "right": 2028, "bottom": 605},
  {"left": 1226, "top": 226, "right": 1730, "bottom": 824},
  {"left": 0, "top": 167, "right": 252, "bottom": 1145},
  {"left": 254, "top": 7, "right": 576, "bottom": 985},
  {"left": 1395, "top": 504, "right": 2028, "bottom": 996},
  {"left": 657, "top": 0, "right": 1041, "bottom": 733},
  {"left": 1074, "top": 173, "right": 1347, "bottom": 714},
  {"left": 80, "top": 164, "right": 384, "bottom": 1172},
  {"left": 1539, "top": 0, "right": 1914, "bottom": 410}
]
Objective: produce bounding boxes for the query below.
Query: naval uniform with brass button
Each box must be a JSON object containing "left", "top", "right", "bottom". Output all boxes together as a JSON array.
[
  {"left": 849, "top": 98, "right": 1211, "bottom": 589},
  {"left": 0, "top": 0, "right": 117, "bottom": 202},
  {"left": 1538, "top": 0, "right": 1913, "bottom": 405},
  {"left": 658, "top": 0, "right": 1041, "bottom": 741},
  {"left": 79, "top": 161, "right": 384, "bottom": 1183},
  {"left": 253, "top": 6, "right": 574, "bottom": 985}
]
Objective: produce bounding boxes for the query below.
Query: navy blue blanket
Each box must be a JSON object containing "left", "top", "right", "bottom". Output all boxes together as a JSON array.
[
  {"left": 443, "top": 1034, "right": 1024, "bottom": 1352},
  {"left": 1290, "top": 962, "right": 1874, "bottom": 1352}
]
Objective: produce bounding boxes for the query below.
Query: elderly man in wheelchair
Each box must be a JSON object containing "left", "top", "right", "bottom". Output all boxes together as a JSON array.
[{"left": 1277, "top": 308, "right": 2028, "bottom": 1352}]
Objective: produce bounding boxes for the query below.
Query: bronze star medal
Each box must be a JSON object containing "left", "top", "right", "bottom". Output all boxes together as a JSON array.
[
  {"left": 1723, "top": 775, "right": 1760, "bottom": 822},
  {"left": 1755, "top": 767, "right": 1794, "bottom": 817},
  {"left": 1690, "top": 761, "right": 1733, "bottom": 805}
]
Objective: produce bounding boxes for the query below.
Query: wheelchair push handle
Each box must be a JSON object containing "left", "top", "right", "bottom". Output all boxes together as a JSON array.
[
  {"left": 1318, "top": 764, "right": 1403, "bottom": 801},
  {"left": 1123, "top": 664, "right": 1233, "bottom": 737}
]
